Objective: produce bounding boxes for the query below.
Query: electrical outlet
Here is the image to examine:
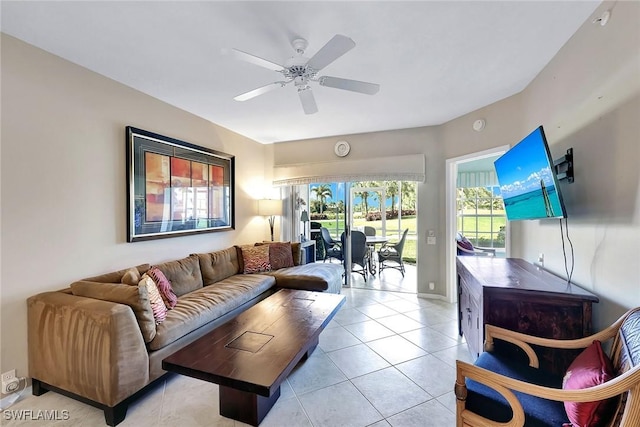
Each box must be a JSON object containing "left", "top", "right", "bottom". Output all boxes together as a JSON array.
[
  {"left": 429, "top": 282, "right": 435, "bottom": 290},
  {"left": 1, "top": 370, "right": 16, "bottom": 383},
  {"left": 538, "top": 253, "right": 544, "bottom": 264},
  {"left": 1, "top": 369, "right": 19, "bottom": 394}
]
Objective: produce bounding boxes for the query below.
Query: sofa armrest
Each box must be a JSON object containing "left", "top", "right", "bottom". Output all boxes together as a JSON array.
[{"left": 28, "top": 291, "right": 149, "bottom": 407}]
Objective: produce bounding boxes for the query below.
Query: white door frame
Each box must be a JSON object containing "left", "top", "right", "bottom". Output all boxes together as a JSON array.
[{"left": 445, "top": 145, "right": 510, "bottom": 303}]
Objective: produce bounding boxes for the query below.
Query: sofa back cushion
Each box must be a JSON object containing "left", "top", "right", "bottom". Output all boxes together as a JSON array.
[
  {"left": 196, "top": 247, "right": 241, "bottom": 285},
  {"left": 153, "top": 255, "right": 203, "bottom": 297}
]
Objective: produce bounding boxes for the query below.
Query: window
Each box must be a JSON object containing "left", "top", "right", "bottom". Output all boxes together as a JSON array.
[{"left": 456, "top": 186, "right": 505, "bottom": 252}]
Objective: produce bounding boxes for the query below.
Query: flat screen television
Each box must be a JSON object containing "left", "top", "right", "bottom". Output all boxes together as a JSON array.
[{"left": 494, "top": 126, "right": 567, "bottom": 221}]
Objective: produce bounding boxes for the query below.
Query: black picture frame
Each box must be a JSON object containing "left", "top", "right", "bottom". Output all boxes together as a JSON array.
[{"left": 126, "top": 127, "right": 235, "bottom": 242}]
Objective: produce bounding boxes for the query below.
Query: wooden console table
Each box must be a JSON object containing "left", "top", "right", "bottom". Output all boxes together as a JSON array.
[{"left": 457, "top": 257, "right": 598, "bottom": 374}]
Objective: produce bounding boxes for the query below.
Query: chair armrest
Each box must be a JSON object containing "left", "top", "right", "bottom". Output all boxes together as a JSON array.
[
  {"left": 485, "top": 319, "right": 623, "bottom": 368},
  {"left": 475, "top": 246, "right": 496, "bottom": 256},
  {"left": 455, "top": 361, "right": 640, "bottom": 426},
  {"left": 28, "top": 291, "right": 149, "bottom": 407}
]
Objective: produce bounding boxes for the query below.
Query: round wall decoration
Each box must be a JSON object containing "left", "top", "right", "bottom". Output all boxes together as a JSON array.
[
  {"left": 473, "top": 119, "right": 486, "bottom": 132},
  {"left": 334, "top": 140, "right": 350, "bottom": 157}
]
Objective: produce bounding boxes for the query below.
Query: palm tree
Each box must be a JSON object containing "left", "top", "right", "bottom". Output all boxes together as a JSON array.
[
  {"left": 353, "top": 182, "right": 373, "bottom": 216},
  {"left": 401, "top": 181, "right": 416, "bottom": 210},
  {"left": 385, "top": 181, "right": 399, "bottom": 214},
  {"left": 311, "top": 184, "right": 332, "bottom": 214}
]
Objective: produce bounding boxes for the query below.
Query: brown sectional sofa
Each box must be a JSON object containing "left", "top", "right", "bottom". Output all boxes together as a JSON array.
[{"left": 27, "top": 244, "right": 343, "bottom": 426}]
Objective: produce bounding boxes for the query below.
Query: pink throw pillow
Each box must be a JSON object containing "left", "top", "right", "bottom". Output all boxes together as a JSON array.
[
  {"left": 147, "top": 266, "right": 178, "bottom": 309},
  {"left": 562, "top": 340, "right": 616, "bottom": 427}
]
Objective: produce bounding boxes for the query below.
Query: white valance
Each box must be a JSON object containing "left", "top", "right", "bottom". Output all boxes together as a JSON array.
[
  {"left": 272, "top": 154, "right": 426, "bottom": 186},
  {"left": 457, "top": 171, "right": 498, "bottom": 188}
]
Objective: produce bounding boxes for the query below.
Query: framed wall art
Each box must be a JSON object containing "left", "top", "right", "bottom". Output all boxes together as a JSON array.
[{"left": 126, "top": 127, "right": 235, "bottom": 242}]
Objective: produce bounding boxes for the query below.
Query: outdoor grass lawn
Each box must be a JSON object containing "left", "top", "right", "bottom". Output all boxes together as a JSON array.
[
  {"left": 314, "top": 211, "right": 505, "bottom": 264},
  {"left": 457, "top": 210, "right": 506, "bottom": 232}
]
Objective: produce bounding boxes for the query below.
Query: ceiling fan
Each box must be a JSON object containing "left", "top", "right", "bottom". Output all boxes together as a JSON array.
[{"left": 229, "top": 35, "right": 380, "bottom": 115}]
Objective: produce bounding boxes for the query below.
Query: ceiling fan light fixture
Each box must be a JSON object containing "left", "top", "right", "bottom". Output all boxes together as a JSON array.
[
  {"left": 291, "top": 38, "right": 308, "bottom": 54},
  {"left": 229, "top": 34, "right": 380, "bottom": 113}
]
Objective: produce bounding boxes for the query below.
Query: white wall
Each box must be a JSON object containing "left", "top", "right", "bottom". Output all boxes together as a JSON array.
[
  {"left": 515, "top": 0, "right": 640, "bottom": 328},
  {"left": 1, "top": 35, "right": 270, "bottom": 377},
  {"left": 273, "top": 1, "right": 640, "bottom": 328}
]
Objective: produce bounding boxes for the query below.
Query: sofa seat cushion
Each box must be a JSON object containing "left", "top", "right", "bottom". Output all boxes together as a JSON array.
[
  {"left": 466, "top": 352, "right": 568, "bottom": 427},
  {"left": 148, "top": 274, "right": 276, "bottom": 350},
  {"left": 267, "top": 263, "right": 343, "bottom": 293},
  {"left": 153, "top": 254, "right": 203, "bottom": 297}
]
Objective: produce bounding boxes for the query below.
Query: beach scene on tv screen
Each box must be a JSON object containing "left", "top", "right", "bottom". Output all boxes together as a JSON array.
[{"left": 495, "top": 131, "right": 565, "bottom": 220}]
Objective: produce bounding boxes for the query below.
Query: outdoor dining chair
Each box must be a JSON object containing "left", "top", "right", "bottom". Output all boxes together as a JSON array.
[{"left": 378, "top": 228, "right": 409, "bottom": 276}]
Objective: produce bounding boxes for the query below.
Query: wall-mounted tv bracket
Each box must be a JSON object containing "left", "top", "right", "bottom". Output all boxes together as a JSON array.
[{"left": 554, "top": 148, "right": 574, "bottom": 183}]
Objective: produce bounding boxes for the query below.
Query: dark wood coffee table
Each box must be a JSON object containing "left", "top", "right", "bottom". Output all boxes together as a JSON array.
[{"left": 162, "top": 288, "right": 345, "bottom": 426}]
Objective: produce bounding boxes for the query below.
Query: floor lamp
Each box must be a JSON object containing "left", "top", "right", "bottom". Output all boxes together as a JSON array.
[{"left": 258, "top": 199, "right": 282, "bottom": 241}]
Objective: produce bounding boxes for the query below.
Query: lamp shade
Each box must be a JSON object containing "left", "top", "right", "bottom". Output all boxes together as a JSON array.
[
  {"left": 258, "top": 199, "right": 282, "bottom": 216},
  {"left": 300, "top": 210, "right": 309, "bottom": 222}
]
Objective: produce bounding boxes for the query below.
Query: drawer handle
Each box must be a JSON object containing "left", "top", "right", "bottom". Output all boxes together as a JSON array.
[{"left": 466, "top": 308, "right": 471, "bottom": 313}]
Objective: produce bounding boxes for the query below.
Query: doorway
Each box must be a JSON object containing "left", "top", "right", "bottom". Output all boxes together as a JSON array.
[
  {"left": 309, "top": 180, "right": 418, "bottom": 293},
  {"left": 445, "top": 146, "right": 510, "bottom": 303}
]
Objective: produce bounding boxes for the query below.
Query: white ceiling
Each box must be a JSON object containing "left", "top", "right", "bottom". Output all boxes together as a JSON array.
[{"left": 1, "top": 1, "right": 601, "bottom": 144}]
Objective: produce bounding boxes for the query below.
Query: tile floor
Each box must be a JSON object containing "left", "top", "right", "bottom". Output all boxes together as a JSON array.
[
  {"left": 331, "top": 260, "right": 418, "bottom": 294},
  {"left": 3, "top": 287, "right": 475, "bottom": 427}
]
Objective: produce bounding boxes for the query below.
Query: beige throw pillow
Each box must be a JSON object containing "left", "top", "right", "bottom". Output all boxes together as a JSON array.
[{"left": 139, "top": 274, "right": 167, "bottom": 324}]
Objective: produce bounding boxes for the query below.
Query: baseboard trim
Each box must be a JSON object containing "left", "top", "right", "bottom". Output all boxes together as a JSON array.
[{"left": 417, "top": 292, "right": 448, "bottom": 301}]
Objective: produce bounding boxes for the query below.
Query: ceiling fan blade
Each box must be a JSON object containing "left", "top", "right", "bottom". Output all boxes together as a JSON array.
[
  {"left": 306, "top": 35, "right": 355, "bottom": 71},
  {"left": 298, "top": 87, "right": 318, "bottom": 115},
  {"left": 226, "top": 48, "right": 284, "bottom": 72},
  {"left": 319, "top": 76, "right": 380, "bottom": 95},
  {"left": 234, "top": 82, "right": 285, "bottom": 101}
]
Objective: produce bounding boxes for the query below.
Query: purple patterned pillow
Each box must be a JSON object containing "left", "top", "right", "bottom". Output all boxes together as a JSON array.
[
  {"left": 147, "top": 266, "right": 178, "bottom": 309},
  {"left": 458, "top": 238, "right": 474, "bottom": 251},
  {"left": 269, "top": 242, "right": 294, "bottom": 270},
  {"left": 241, "top": 245, "right": 272, "bottom": 274}
]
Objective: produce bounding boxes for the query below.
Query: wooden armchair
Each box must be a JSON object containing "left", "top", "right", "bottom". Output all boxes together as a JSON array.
[{"left": 455, "top": 307, "right": 640, "bottom": 426}]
